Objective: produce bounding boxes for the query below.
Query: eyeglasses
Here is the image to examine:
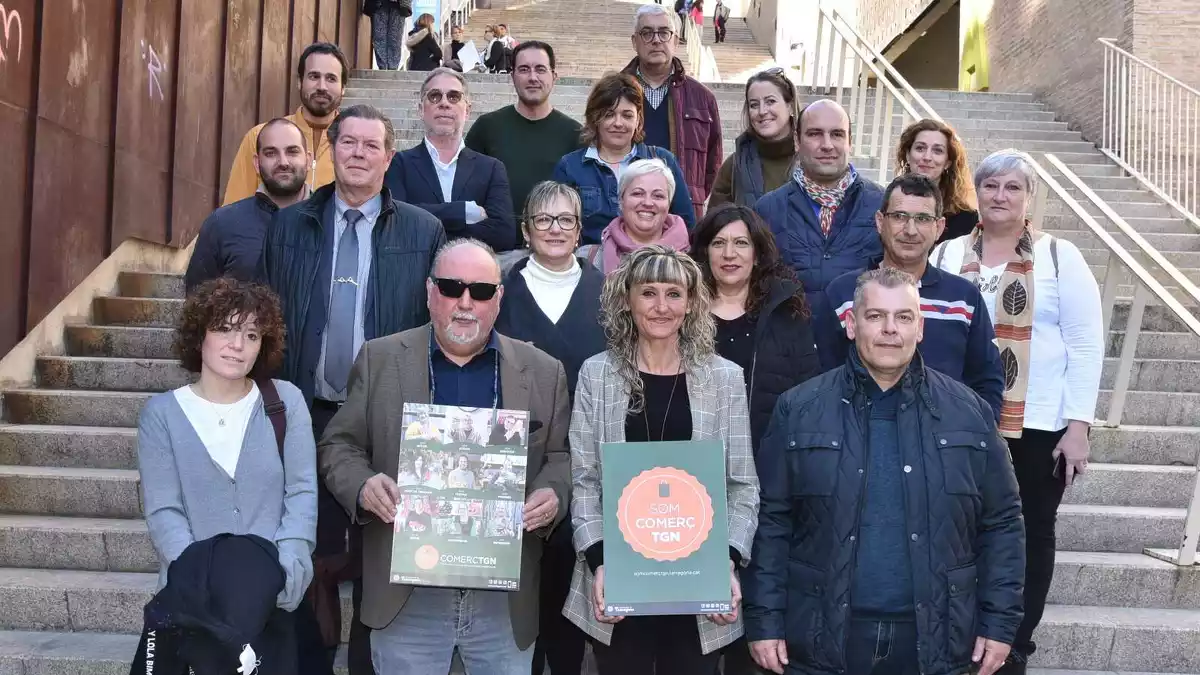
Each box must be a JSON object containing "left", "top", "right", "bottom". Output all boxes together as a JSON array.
[
  {"left": 424, "top": 89, "right": 465, "bottom": 105},
  {"left": 637, "top": 28, "right": 675, "bottom": 43},
  {"left": 883, "top": 211, "right": 940, "bottom": 226},
  {"left": 528, "top": 213, "right": 579, "bottom": 230},
  {"left": 431, "top": 277, "right": 500, "bottom": 301}
]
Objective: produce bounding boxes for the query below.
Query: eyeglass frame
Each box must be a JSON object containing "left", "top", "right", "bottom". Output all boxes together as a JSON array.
[
  {"left": 525, "top": 213, "right": 580, "bottom": 231},
  {"left": 636, "top": 28, "right": 676, "bottom": 44},
  {"left": 423, "top": 89, "right": 467, "bottom": 105},
  {"left": 880, "top": 210, "right": 942, "bottom": 227},
  {"left": 429, "top": 276, "right": 500, "bottom": 301}
]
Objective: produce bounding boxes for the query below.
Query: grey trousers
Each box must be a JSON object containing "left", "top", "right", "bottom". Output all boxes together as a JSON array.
[{"left": 371, "top": 6, "right": 405, "bottom": 70}]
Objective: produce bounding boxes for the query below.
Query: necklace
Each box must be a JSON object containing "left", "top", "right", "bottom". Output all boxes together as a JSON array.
[
  {"left": 643, "top": 368, "right": 682, "bottom": 442},
  {"left": 192, "top": 381, "right": 250, "bottom": 427}
]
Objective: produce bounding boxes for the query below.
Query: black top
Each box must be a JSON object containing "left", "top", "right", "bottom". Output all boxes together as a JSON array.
[
  {"left": 185, "top": 192, "right": 277, "bottom": 292},
  {"left": 429, "top": 330, "right": 501, "bottom": 409},
  {"left": 936, "top": 209, "right": 980, "bottom": 245},
  {"left": 625, "top": 372, "right": 692, "bottom": 443},
  {"left": 715, "top": 312, "right": 756, "bottom": 389}
]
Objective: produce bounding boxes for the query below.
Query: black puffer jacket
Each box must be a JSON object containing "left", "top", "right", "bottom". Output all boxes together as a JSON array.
[
  {"left": 743, "top": 350, "right": 1024, "bottom": 675},
  {"left": 261, "top": 184, "right": 445, "bottom": 403},
  {"left": 742, "top": 279, "right": 821, "bottom": 454}
]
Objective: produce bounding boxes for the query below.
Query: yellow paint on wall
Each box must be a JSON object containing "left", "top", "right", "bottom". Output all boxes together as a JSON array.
[{"left": 959, "top": 0, "right": 992, "bottom": 90}]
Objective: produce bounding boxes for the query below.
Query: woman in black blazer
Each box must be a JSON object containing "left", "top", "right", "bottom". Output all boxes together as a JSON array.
[
  {"left": 494, "top": 180, "right": 606, "bottom": 675},
  {"left": 405, "top": 13, "right": 442, "bottom": 72}
]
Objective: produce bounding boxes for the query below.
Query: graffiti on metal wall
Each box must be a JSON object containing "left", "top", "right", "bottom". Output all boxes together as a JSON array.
[
  {"left": 0, "top": 4, "right": 22, "bottom": 66},
  {"left": 141, "top": 39, "right": 166, "bottom": 101}
]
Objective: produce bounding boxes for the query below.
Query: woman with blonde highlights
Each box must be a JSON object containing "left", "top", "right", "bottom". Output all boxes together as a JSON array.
[
  {"left": 564, "top": 245, "right": 759, "bottom": 672},
  {"left": 896, "top": 118, "right": 979, "bottom": 243}
]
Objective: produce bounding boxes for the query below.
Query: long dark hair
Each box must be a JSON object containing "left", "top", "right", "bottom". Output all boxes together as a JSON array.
[{"left": 689, "top": 203, "right": 808, "bottom": 319}]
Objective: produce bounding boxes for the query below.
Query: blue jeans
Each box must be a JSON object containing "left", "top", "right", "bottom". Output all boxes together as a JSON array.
[
  {"left": 843, "top": 616, "right": 920, "bottom": 675},
  {"left": 370, "top": 587, "right": 532, "bottom": 675}
]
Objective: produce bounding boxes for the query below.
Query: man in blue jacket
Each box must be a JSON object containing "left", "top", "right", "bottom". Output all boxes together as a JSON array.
[
  {"left": 743, "top": 267, "right": 1024, "bottom": 675},
  {"left": 754, "top": 99, "right": 884, "bottom": 308},
  {"left": 817, "top": 173, "right": 1004, "bottom": 421}
]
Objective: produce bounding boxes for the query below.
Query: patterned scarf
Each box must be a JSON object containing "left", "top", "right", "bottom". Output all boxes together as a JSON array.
[
  {"left": 958, "top": 224, "right": 1037, "bottom": 438},
  {"left": 793, "top": 165, "right": 857, "bottom": 237}
]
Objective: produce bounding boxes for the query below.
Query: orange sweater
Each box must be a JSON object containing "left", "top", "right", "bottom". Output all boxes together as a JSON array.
[{"left": 222, "top": 107, "right": 336, "bottom": 206}]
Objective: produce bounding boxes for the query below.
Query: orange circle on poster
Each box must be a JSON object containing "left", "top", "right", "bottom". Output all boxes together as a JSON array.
[
  {"left": 616, "top": 467, "right": 714, "bottom": 562},
  {"left": 415, "top": 544, "right": 440, "bottom": 570}
]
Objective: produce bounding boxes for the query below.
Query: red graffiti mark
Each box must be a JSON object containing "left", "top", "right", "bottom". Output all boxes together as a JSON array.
[{"left": 0, "top": 4, "right": 22, "bottom": 66}]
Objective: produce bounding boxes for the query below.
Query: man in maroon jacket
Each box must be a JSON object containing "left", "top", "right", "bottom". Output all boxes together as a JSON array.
[{"left": 623, "top": 3, "right": 723, "bottom": 218}]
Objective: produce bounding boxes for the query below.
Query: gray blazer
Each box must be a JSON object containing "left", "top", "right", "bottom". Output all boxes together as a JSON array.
[{"left": 563, "top": 351, "right": 760, "bottom": 654}]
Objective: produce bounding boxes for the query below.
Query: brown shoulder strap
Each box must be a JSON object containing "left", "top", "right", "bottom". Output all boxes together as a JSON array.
[{"left": 256, "top": 377, "right": 287, "bottom": 461}]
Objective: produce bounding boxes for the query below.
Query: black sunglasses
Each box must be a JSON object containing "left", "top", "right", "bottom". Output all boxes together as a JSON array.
[{"left": 431, "top": 276, "right": 500, "bottom": 301}]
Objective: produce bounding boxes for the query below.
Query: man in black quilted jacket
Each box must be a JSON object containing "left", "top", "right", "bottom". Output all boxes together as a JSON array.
[{"left": 742, "top": 266, "right": 1025, "bottom": 675}]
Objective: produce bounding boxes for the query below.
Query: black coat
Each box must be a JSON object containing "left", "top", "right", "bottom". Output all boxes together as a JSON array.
[
  {"left": 737, "top": 279, "right": 821, "bottom": 454},
  {"left": 407, "top": 29, "right": 442, "bottom": 71},
  {"left": 494, "top": 256, "right": 606, "bottom": 401},
  {"left": 261, "top": 183, "right": 446, "bottom": 404},
  {"left": 130, "top": 534, "right": 294, "bottom": 675},
  {"left": 742, "top": 351, "right": 1025, "bottom": 675},
  {"left": 185, "top": 192, "right": 277, "bottom": 293}
]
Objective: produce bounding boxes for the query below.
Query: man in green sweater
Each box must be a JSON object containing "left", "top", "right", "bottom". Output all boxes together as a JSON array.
[{"left": 465, "top": 40, "right": 582, "bottom": 246}]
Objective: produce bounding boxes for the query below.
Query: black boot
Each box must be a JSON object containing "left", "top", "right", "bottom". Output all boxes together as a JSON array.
[{"left": 995, "top": 650, "right": 1028, "bottom": 675}]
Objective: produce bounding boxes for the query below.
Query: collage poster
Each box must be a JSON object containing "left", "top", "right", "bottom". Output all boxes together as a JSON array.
[{"left": 389, "top": 403, "right": 530, "bottom": 591}]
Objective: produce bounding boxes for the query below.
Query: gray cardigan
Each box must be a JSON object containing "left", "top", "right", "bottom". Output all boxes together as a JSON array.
[{"left": 136, "top": 379, "right": 317, "bottom": 611}]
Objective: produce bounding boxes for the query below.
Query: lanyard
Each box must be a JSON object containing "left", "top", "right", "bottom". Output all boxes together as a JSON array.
[{"left": 427, "top": 325, "right": 500, "bottom": 410}]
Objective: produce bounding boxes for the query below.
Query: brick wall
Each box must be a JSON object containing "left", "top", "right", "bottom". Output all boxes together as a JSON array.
[
  {"left": 855, "top": 0, "right": 937, "bottom": 50},
  {"left": 1129, "top": 1, "right": 1200, "bottom": 89},
  {"left": 982, "top": 0, "right": 1132, "bottom": 144}
]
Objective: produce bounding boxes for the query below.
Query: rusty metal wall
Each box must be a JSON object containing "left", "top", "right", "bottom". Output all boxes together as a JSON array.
[{"left": 0, "top": 0, "right": 367, "bottom": 354}]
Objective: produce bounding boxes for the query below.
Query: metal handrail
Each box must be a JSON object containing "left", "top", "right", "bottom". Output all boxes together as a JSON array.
[
  {"left": 1098, "top": 38, "right": 1200, "bottom": 227},
  {"left": 683, "top": 14, "right": 720, "bottom": 83},
  {"left": 811, "top": 6, "right": 1200, "bottom": 567}
]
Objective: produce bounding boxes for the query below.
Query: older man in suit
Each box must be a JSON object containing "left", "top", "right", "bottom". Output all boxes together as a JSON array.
[
  {"left": 318, "top": 238, "right": 571, "bottom": 674},
  {"left": 384, "top": 67, "right": 518, "bottom": 253}
]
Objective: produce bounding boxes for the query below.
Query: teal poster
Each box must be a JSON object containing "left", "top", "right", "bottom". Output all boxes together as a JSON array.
[
  {"left": 600, "top": 440, "right": 732, "bottom": 615},
  {"left": 389, "top": 403, "right": 529, "bottom": 591}
]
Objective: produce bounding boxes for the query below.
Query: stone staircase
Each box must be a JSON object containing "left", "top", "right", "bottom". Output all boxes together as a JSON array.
[
  {"left": 3, "top": 52, "right": 1200, "bottom": 675},
  {"left": 463, "top": 0, "right": 774, "bottom": 81}
]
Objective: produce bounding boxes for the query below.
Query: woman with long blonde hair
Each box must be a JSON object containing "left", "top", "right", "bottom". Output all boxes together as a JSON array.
[
  {"left": 896, "top": 118, "right": 979, "bottom": 243},
  {"left": 564, "top": 245, "right": 759, "bottom": 672}
]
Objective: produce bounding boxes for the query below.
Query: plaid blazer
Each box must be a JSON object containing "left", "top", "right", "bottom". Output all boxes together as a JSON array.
[{"left": 562, "top": 351, "right": 760, "bottom": 654}]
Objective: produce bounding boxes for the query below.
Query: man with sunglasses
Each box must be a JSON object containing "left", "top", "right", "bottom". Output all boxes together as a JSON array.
[
  {"left": 815, "top": 173, "right": 1004, "bottom": 421},
  {"left": 261, "top": 103, "right": 446, "bottom": 675},
  {"left": 318, "top": 238, "right": 571, "bottom": 674},
  {"left": 385, "top": 68, "right": 518, "bottom": 253},
  {"left": 622, "top": 4, "right": 723, "bottom": 218}
]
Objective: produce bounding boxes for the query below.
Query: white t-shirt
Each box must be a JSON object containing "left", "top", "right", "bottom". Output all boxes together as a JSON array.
[
  {"left": 977, "top": 262, "right": 1007, "bottom": 321},
  {"left": 173, "top": 382, "right": 261, "bottom": 478},
  {"left": 932, "top": 234, "right": 1104, "bottom": 431}
]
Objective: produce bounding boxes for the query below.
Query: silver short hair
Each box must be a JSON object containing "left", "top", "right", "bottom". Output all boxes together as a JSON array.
[
  {"left": 974, "top": 148, "right": 1039, "bottom": 197},
  {"left": 420, "top": 67, "right": 470, "bottom": 98},
  {"left": 634, "top": 4, "right": 681, "bottom": 34},
  {"left": 431, "top": 238, "right": 501, "bottom": 282},
  {"left": 618, "top": 158, "right": 676, "bottom": 202},
  {"left": 852, "top": 267, "right": 919, "bottom": 312}
]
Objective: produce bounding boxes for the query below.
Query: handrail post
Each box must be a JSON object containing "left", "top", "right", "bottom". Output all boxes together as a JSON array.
[
  {"left": 878, "top": 94, "right": 895, "bottom": 184},
  {"left": 1105, "top": 283, "right": 1148, "bottom": 427},
  {"left": 1099, "top": 251, "right": 1120, "bottom": 352}
]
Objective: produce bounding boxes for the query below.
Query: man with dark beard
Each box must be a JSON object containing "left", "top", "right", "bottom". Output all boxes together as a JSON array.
[
  {"left": 222, "top": 42, "right": 348, "bottom": 205},
  {"left": 185, "top": 118, "right": 310, "bottom": 291},
  {"left": 465, "top": 41, "right": 580, "bottom": 248}
]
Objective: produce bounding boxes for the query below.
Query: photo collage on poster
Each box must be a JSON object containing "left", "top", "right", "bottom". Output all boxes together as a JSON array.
[{"left": 391, "top": 404, "right": 530, "bottom": 591}]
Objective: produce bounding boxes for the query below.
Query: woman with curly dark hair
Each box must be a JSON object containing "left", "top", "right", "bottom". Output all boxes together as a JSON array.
[
  {"left": 136, "top": 278, "right": 317, "bottom": 635},
  {"left": 895, "top": 118, "right": 979, "bottom": 244}
]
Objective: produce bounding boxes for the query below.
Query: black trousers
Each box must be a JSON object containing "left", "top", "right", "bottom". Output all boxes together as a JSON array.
[
  {"left": 1008, "top": 427, "right": 1069, "bottom": 658},
  {"left": 531, "top": 524, "right": 587, "bottom": 674},
  {"left": 715, "top": 18, "right": 727, "bottom": 42},
  {"left": 720, "top": 635, "right": 762, "bottom": 674},
  {"left": 843, "top": 616, "right": 920, "bottom": 675},
  {"left": 592, "top": 615, "right": 719, "bottom": 675},
  {"left": 311, "top": 402, "right": 374, "bottom": 675}
]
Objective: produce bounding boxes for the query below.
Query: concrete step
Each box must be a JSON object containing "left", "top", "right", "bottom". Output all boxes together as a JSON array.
[
  {"left": 0, "top": 424, "right": 137, "bottom": 470},
  {"left": 0, "top": 514, "right": 155, "bottom": 572},
  {"left": 2, "top": 390, "right": 153, "bottom": 427},
  {"left": 36, "top": 356, "right": 189, "bottom": 392},
  {"left": 0, "top": 466, "right": 142, "bottom": 518},
  {"left": 0, "top": 568, "right": 153, "bottom": 633},
  {"left": 1100, "top": 358, "right": 1200, "bottom": 394},
  {"left": 1048, "top": 552, "right": 1200, "bottom": 610},
  {"left": 1110, "top": 302, "right": 1196, "bottom": 333},
  {"left": 0, "top": 630, "right": 143, "bottom": 674},
  {"left": 1030, "top": 604, "right": 1200, "bottom": 672},
  {"left": 64, "top": 325, "right": 175, "bottom": 360},
  {"left": 1096, "top": 389, "right": 1200, "bottom": 427},
  {"left": 1107, "top": 332, "right": 1200, "bottom": 360},
  {"left": 92, "top": 297, "right": 182, "bottom": 329},
  {"left": 117, "top": 272, "right": 182, "bottom": 300},
  {"left": 1089, "top": 425, "right": 1200, "bottom": 466},
  {"left": 1061, "top": 463, "right": 1196, "bottom": 508},
  {"left": 1080, "top": 247, "right": 1200, "bottom": 273},
  {"left": 1050, "top": 214, "right": 1197, "bottom": 235},
  {"left": 1056, "top": 504, "right": 1184, "bottom": 553}
]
